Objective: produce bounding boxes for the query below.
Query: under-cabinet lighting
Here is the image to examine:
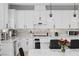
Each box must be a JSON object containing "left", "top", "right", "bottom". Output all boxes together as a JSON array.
[{"left": 2, "top": 29, "right": 8, "bottom": 33}]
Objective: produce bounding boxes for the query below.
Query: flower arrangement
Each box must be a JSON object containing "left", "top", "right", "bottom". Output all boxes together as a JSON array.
[{"left": 58, "top": 38, "right": 70, "bottom": 52}]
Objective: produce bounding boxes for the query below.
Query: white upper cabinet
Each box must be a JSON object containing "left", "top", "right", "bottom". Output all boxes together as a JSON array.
[
  {"left": 8, "top": 4, "right": 79, "bottom": 29},
  {"left": 16, "top": 10, "right": 25, "bottom": 29},
  {"left": 15, "top": 10, "right": 34, "bottom": 29},
  {"left": 24, "top": 11, "right": 34, "bottom": 29},
  {"left": 49, "top": 10, "right": 79, "bottom": 29},
  {"left": 0, "top": 3, "right": 8, "bottom": 29},
  {"left": 9, "top": 9, "right": 16, "bottom": 29},
  {"left": 54, "top": 10, "right": 72, "bottom": 29},
  {"left": 70, "top": 11, "right": 79, "bottom": 29},
  {"left": 43, "top": 11, "right": 55, "bottom": 28}
]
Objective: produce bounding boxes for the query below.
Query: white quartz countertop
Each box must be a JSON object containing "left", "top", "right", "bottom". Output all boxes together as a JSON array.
[{"left": 28, "top": 49, "right": 79, "bottom": 56}]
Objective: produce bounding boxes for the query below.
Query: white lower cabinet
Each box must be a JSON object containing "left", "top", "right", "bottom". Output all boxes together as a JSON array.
[{"left": 0, "top": 41, "right": 14, "bottom": 56}]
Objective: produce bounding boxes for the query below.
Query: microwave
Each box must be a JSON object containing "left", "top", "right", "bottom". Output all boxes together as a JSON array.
[{"left": 69, "top": 31, "right": 79, "bottom": 35}]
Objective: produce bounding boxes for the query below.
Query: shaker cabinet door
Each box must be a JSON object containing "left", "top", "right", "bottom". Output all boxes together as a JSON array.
[
  {"left": 16, "top": 11, "right": 25, "bottom": 29},
  {"left": 0, "top": 3, "right": 8, "bottom": 29},
  {"left": 54, "top": 11, "right": 71, "bottom": 29}
]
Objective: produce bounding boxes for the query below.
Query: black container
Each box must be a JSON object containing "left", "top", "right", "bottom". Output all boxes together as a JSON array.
[
  {"left": 19, "top": 47, "right": 24, "bottom": 56},
  {"left": 49, "top": 40, "right": 61, "bottom": 49},
  {"left": 35, "top": 42, "right": 40, "bottom": 49},
  {"left": 35, "top": 38, "right": 40, "bottom": 41},
  {"left": 69, "top": 40, "right": 79, "bottom": 49},
  {"left": 69, "top": 31, "right": 79, "bottom": 35},
  {"left": 55, "top": 32, "right": 58, "bottom": 36}
]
